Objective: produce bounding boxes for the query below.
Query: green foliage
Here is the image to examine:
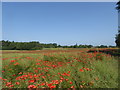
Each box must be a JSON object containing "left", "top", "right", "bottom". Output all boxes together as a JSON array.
[
  {"left": 115, "top": 30, "right": 120, "bottom": 47},
  {"left": 116, "top": 1, "right": 120, "bottom": 47},
  {"left": 1, "top": 40, "right": 44, "bottom": 50},
  {"left": 95, "top": 45, "right": 108, "bottom": 48},
  {"left": 0, "top": 40, "right": 116, "bottom": 50},
  {"left": 116, "top": 1, "right": 120, "bottom": 10},
  {"left": 2, "top": 49, "right": 118, "bottom": 88}
]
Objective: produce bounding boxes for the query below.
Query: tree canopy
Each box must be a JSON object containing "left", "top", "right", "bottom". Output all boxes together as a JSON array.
[
  {"left": 115, "top": 1, "right": 120, "bottom": 48},
  {"left": 0, "top": 40, "right": 116, "bottom": 50}
]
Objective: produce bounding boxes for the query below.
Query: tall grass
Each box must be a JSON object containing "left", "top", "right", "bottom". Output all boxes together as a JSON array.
[{"left": 1, "top": 49, "right": 118, "bottom": 88}]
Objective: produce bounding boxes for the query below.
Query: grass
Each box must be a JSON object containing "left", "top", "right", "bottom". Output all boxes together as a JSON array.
[{"left": 1, "top": 48, "right": 119, "bottom": 88}]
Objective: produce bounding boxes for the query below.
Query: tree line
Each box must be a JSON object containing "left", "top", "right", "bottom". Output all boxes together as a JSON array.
[{"left": 0, "top": 40, "right": 116, "bottom": 50}]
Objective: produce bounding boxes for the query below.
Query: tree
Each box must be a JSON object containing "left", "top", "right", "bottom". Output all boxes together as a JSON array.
[
  {"left": 8, "top": 41, "right": 16, "bottom": 50},
  {"left": 73, "top": 43, "right": 78, "bottom": 48},
  {"left": 116, "top": 1, "right": 120, "bottom": 47},
  {"left": 116, "top": 1, "right": 120, "bottom": 10},
  {"left": 115, "top": 30, "right": 120, "bottom": 47}
]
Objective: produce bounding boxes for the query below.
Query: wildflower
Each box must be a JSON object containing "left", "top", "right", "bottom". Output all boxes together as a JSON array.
[
  {"left": 34, "top": 70, "right": 38, "bottom": 73},
  {"left": 69, "top": 81, "right": 73, "bottom": 84},
  {"left": 52, "top": 65, "right": 57, "bottom": 68},
  {"left": 2, "top": 71, "right": 5, "bottom": 72},
  {"left": 12, "top": 74, "right": 16, "bottom": 76},
  {"left": 28, "top": 85, "right": 36, "bottom": 88},
  {"left": 68, "top": 71, "right": 71, "bottom": 73},
  {"left": 85, "top": 68, "right": 89, "bottom": 71},
  {"left": 71, "top": 86, "right": 74, "bottom": 88},
  {"left": 60, "top": 76, "right": 64, "bottom": 80},
  {"left": 22, "top": 75, "right": 28, "bottom": 78},
  {"left": 15, "top": 82, "right": 20, "bottom": 85},
  {"left": 60, "top": 80, "right": 63, "bottom": 83},
  {"left": 82, "top": 67, "right": 85, "bottom": 69},
  {"left": 6, "top": 82, "right": 12, "bottom": 86},
  {"left": 29, "top": 75, "right": 33, "bottom": 79},
  {"left": 2, "top": 79, "right": 7, "bottom": 81},
  {"left": 37, "top": 67, "right": 41, "bottom": 70},
  {"left": 84, "top": 68, "right": 92, "bottom": 71},
  {"left": 58, "top": 73, "right": 61, "bottom": 75},
  {"left": 65, "top": 79, "right": 69, "bottom": 81},
  {"left": 47, "top": 83, "right": 53, "bottom": 87},
  {"left": 0, "top": 77, "right": 2, "bottom": 79},
  {"left": 50, "top": 85, "right": 56, "bottom": 88},
  {"left": 80, "top": 85, "right": 83, "bottom": 88},
  {"left": 41, "top": 83, "right": 45, "bottom": 86},
  {"left": 47, "top": 74, "right": 50, "bottom": 76},
  {"left": 9, "top": 85, "right": 14, "bottom": 87},
  {"left": 19, "top": 72, "right": 22, "bottom": 74},
  {"left": 14, "top": 62, "right": 19, "bottom": 65},
  {"left": 79, "top": 69, "right": 84, "bottom": 72},
  {"left": 36, "top": 63, "right": 40, "bottom": 65},
  {"left": 34, "top": 74, "right": 38, "bottom": 77},
  {"left": 52, "top": 80, "right": 59, "bottom": 84},
  {"left": 61, "top": 73, "right": 70, "bottom": 76},
  {"left": 28, "top": 80, "right": 35, "bottom": 83},
  {"left": 42, "top": 76, "right": 46, "bottom": 79},
  {"left": 10, "top": 60, "right": 15, "bottom": 62}
]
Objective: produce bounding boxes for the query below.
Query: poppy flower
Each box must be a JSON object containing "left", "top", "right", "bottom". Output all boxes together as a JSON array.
[
  {"left": 28, "top": 80, "right": 35, "bottom": 83},
  {"left": 15, "top": 82, "right": 20, "bottom": 85},
  {"left": 79, "top": 69, "right": 84, "bottom": 72},
  {"left": 71, "top": 86, "right": 74, "bottom": 88},
  {"left": 70, "top": 81, "right": 73, "bottom": 84},
  {"left": 28, "top": 85, "right": 36, "bottom": 88},
  {"left": 50, "top": 85, "right": 56, "bottom": 88}
]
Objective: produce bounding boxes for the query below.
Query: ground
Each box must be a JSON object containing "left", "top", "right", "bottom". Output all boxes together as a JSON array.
[{"left": 0, "top": 48, "right": 119, "bottom": 88}]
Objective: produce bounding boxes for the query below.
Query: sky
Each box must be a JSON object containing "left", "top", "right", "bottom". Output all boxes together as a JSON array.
[{"left": 2, "top": 2, "right": 118, "bottom": 46}]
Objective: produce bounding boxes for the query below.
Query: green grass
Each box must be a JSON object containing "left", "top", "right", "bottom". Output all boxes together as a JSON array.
[{"left": 1, "top": 48, "right": 119, "bottom": 88}]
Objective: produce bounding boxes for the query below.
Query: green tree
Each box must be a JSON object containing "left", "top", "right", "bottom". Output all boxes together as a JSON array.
[
  {"left": 115, "top": 30, "right": 120, "bottom": 47},
  {"left": 116, "top": 1, "right": 120, "bottom": 47},
  {"left": 8, "top": 41, "right": 16, "bottom": 50}
]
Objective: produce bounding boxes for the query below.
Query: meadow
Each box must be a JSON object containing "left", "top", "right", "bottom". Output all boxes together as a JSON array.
[{"left": 1, "top": 48, "right": 119, "bottom": 88}]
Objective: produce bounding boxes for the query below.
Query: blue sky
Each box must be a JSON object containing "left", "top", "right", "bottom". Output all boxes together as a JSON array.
[{"left": 2, "top": 2, "right": 118, "bottom": 46}]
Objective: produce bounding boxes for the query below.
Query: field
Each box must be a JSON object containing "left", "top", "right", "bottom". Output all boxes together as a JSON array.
[{"left": 0, "top": 48, "right": 119, "bottom": 88}]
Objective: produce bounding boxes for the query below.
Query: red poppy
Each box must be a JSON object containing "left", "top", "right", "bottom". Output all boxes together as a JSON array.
[
  {"left": 79, "top": 69, "right": 84, "bottom": 72},
  {"left": 71, "top": 86, "right": 74, "bottom": 88},
  {"left": 50, "top": 85, "right": 56, "bottom": 88},
  {"left": 28, "top": 80, "right": 35, "bottom": 83},
  {"left": 70, "top": 81, "right": 73, "bottom": 84},
  {"left": 14, "top": 62, "right": 19, "bottom": 65},
  {"left": 28, "top": 85, "right": 36, "bottom": 88},
  {"left": 42, "top": 76, "right": 46, "bottom": 79},
  {"left": 15, "top": 82, "right": 20, "bottom": 85},
  {"left": 10, "top": 60, "right": 15, "bottom": 62},
  {"left": 47, "top": 83, "right": 53, "bottom": 87},
  {"left": 41, "top": 83, "right": 45, "bottom": 86},
  {"left": 80, "top": 85, "right": 83, "bottom": 88},
  {"left": 9, "top": 85, "right": 14, "bottom": 87},
  {"left": 6, "top": 82, "right": 12, "bottom": 86}
]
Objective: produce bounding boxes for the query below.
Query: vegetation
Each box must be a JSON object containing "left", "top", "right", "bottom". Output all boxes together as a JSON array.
[
  {"left": 0, "top": 40, "right": 116, "bottom": 50},
  {"left": 115, "top": 30, "right": 120, "bottom": 48},
  {"left": 116, "top": 1, "right": 120, "bottom": 48},
  {"left": 1, "top": 48, "right": 118, "bottom": 88},
  {"left": 116, "top": 0, "right": 120, "bottom": 10},
  {"left": 0, "top": 1, "right": 119, "bottom": 89}
]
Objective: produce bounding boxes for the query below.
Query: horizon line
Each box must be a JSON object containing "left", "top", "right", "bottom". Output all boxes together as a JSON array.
[{"left": 0, "top": 40, "right": 116, "bottom": 46}]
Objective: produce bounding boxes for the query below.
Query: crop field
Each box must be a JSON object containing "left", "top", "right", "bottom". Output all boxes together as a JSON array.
[{"left": 0, "top": 48, "right": 119, "bottom": 88}]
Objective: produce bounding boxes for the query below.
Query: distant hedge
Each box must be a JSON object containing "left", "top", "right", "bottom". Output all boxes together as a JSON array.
[{"left": 0, "top": 40, "right": 116, "bottom": 50}]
